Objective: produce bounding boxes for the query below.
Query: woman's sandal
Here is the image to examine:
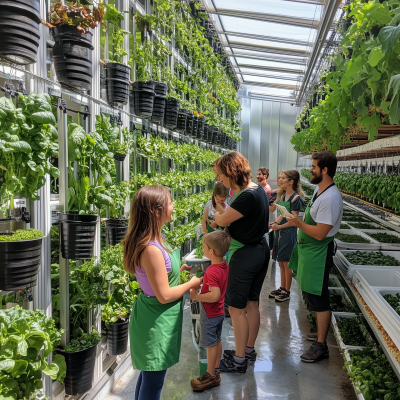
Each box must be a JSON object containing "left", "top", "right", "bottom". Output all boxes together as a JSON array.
[
  {"left": 275, "top": 290, "right": 290, "bottom": 302},
  {"left": 269, "top": 287, "right": 284, "bottom": 298}
]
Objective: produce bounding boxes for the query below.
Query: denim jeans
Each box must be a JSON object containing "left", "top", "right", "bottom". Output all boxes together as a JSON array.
[{"left": 134, "top": 370, "right": 167, "bottom": 400}]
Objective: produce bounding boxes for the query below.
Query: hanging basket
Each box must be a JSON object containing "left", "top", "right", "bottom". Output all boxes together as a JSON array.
[
  {"left": 203, "top": 123, "right": 210, "bottom": 143},
  {"left": 57, "top": 344, "right": 97, "bottom": 396},
  {"left": 185, "top": 113, "right": 194, "bottom": 136},
  {"left": 0, "top": 0, "right": 41, "bottom": 64},
  {"left": 105, "top": 218, "right": 128, "bottom": 246},
  {"left": 177, "top": 109, "right": 189, "bottom": 133},
  {"left": 192, "top": 117, "right": 199, "bottom": 138},
  {"left": 132, "top": 81, "right": 156, "bottom": 118},
  {"left": 59, "top": 212, "right": 98, "bottom": 260},
  {"left": 107, "top": 316, "right": 130, "bottom": 356},
  {"left": 164, "top": 98, "right": 180, "bottom": 130},
  {"left": 106, "top": 63, "right": 131, "bottom": 105},
  {"left": 52, "top": 25, "right": 94, "bottom": 91},
  {"left": 196, "top": 117, "right": 205, "bottom": 140},
  {"left": 151, "top": 81, "right": 168, "bottom": 123},
  {"left": 0, "top": 236, "right": 43, "bottom": 291}
]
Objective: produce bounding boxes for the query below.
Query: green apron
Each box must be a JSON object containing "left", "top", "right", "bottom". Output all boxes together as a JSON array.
[
  {"left": 129, "top": 245, "right": 183, "bottom": 371},
  {"left": 206, "top": 219, "right": 215, "bottom": 233},
  {"left": 226, "top": 189, "right": 245, "bottom": 264},
  {"left": 288, "top": 193, "right": 334, "bottom": 296}
]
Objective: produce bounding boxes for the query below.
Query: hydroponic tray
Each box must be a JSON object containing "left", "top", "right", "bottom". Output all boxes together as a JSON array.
[
  {"left": 329, "top": 287, "right": 357, "bottom": 316},
  {"left": 334, "top": 229, "right": 380, "bottom": 251},
  {"left": 343, "top": 349, "right": 366, "bottom": 400},
  {"left": 347, "top": 221, "right": 388, "bottom": 230},
  {"left": 358, "top": 229, "right": 400, "bottom": 250},
  {"left": 328, "top": 274, "right": 342, "bottom": 289}
]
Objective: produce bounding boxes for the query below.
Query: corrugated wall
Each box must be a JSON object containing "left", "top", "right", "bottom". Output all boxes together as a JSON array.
[{"left": 238, "top": 98, "right": 301, "bottom": 183}]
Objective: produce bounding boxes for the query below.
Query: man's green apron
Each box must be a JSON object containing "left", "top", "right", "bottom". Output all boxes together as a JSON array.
[
  {"left": 226, "top": 189, "right": 245, "bottom": 264},
  {"left": 289, "top": 191, "right": 334, "bottom": 296},
  {"left": 129, "top": 245, "right": 183, "bottom": 371}
]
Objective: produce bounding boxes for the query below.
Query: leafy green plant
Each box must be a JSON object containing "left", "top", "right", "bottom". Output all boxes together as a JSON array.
[
  {"left": 194, "top": 236, "right": 204, "bottom": 259},
  {"left": 163, "top": 218, "right": 202, "bottom": 248},
  {"left": 0, "top": 229, "right": 43, "bottom": 242},
  {"left": 344, "top": 251, "right": 400, "bottom": 266},
  {"left": 103, "top": 181, "right": 131, "bottom": 218},
  {"left": 336, "top": 316, "right": 368, "bottom": 346},
  {"left": 63, "top": 330, "right": 101, "bottom": 352},
  {"left": 0, "top": 306, "right": 66, "bottom": 400},
  {"left": 369, "top": 232, "right": 400, "bottom": 244},
  {"left": 335, "top": 232, "right": 371, "bottom": 243},
  {"left": 341, "top": 223, "right": 351, "bottom": 229},
  {"left": 382, "top": 293, "right": 400, "bottom": 316},
  {"left": 173, "top": 191, "right": 211, "bottom": 222},
  {"left": 301, "top": 169, "right": 312, "bottom": 182},
  {"left": 180, "top": 270, "right": 190, "bottom": 284},
  {"left": 350, "top": 222, "right": 382, "bottom": 230},
  {"left": 330, "top": 292, "right": 359, "bottom": 313}
]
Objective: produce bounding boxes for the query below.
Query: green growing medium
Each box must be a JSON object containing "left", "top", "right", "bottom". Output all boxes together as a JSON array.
[
  {"left": 330, "top": 292, "right": 359, "bottom": 313},
  {"left": 336, "top": 317, "right": 368, "bottom": 346},
  {"left": 63, "top": 330, "right": 101, "bottom": 352},
  {"left": 382, "top": 293, "right": 400, "bottom": 316},
  {"left": 0, "top": 228, "right": 43, "bottom": 241},
  {"left": 344, "top": 251, "right": 400, "bottom": 266},
  {"left": 345, "top": 349, "right": 400, "bottom": 400},
  {"left": 369, "top": 232, "right": 400, "bottom": 244},
  {"left": 335, "top": 232, "right": 370, "bottom": 243}
]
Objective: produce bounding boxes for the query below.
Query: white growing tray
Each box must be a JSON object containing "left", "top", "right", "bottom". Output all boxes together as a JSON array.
[
  {"left": 334, "top": 229, "right": 380, "bottom": 251},
  {"left": 358, "top": 229, "right": 400, "bottom": 250},
  {"left": 328, "top": 274, "right": 342, "bottom": 289},
  {"left": 347, "top": 221, "right": 387, "bottom": 230},
  {"left": 329, "top": 287, "right": 357, "bottom": 316}
]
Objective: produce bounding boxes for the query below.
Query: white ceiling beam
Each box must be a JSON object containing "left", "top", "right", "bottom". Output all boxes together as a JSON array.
[{"left": 236, "top": 63, "right": 305, "bottom": 74}]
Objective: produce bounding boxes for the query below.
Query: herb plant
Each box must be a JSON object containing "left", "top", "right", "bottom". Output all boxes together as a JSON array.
[
  {"left": 382, "top": 293, "right": 400, "bottom": 316},
  {"left": 0, "top": 229, "right": 43, "bottom": 242},
  {"left": 194, "top": 236, "right": 204, "bottom": 259},
  {"left": 330, "top": 292, "right": 359, "bottom": 313},
  {"left": 180, "top": 270, "right": 190, "bottom": 284},
  {"left": 344, "top": 251, "right": 400, "bottom": 266},
  {"left": 369, "top": 232, "right": 400, "bottom": 244},
  {"left": 350, "top": 222, "right": 382, "bottom": 230},
  {"left": 335, "top": 232, "right": 370, "bottom": 243},
  {"left": 336, "top": 316, "right": 368, "bottom": 346},
  {"left": 164, "top": 218, "right": 202, "bottom": 248},
  {"left": 63, "top": 330, "right": 101, "bottom": 352}
]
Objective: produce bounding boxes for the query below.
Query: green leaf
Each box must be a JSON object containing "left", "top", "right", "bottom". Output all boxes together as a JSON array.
[
  {"left": 368, "top": 47, "right": 385, "bottom": 67},
  {"left": 53, "top": 354, "right": 66, "bottom": 382},
  {"left": 42, "top": 363, "right": 59, "bottom": 378},
  {"left": 351, "top": 80, "right": 366, "bottom": 102},
  {"left": 31, "top": 111, "right": 56, "bottom": 125},
  {"left": 0, "top": 359, "right": 14, "bottom": 372},
  {"left": 6, "top": 141, "right": 31, "bottom": 153},
  {"left": 11, "top": 360, "right": 28, "bottom": 377},
  {"left": 379, "top": 25, "right": 400, "bottom": 55},
  {"left": 389, "top": 94, "right": 400, "bottom": 124}
]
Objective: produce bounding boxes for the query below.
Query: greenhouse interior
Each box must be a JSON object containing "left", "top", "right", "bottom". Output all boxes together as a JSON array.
[{"left": 2, "top": 0, "right": 400, "bottom": 399}]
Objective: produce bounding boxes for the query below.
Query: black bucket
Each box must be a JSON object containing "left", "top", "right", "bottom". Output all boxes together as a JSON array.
[
  {"left": 105, "top": 219, "right": 128, "bottom": 246},
  {"left": 106, "top": 63, "right": 131, "bottom": 104},
  {"left": 0, "top": 237, "right": 42, "bottom": 291},
  {"left": 0, "top": 0, "right": 40, "bottom": 64},
  {"left": 203, "top": 123, "right": 210, "bottom": 143},
  {"left": 107, "top": 317, "right": 130, "bottom": 356},
  {"left": 113, "top": 153, "right": 127, "bottom": 162},
  {"left": 164, "top": 98, "right": 180, "bottom": 130},
  {"left": 59, "top": 213, "right": 98, "bottom": 260},
  {"left": 192, "top": 117, "right": 199, "bottom": 138},
  {"left": 57, "top": 344, "right": 97, "bottom": 396},
  {"left": 177, "top": 109, "right": 189, "bottom": 133},
  {"left": 185, "top": 113, "right": 194, "bottom": 136},
  {"left": 132, "top": 81, "right": 156, "bottom": 118},
  {"left": 196, "top": 117, "right": 205, "bottom": 140}
]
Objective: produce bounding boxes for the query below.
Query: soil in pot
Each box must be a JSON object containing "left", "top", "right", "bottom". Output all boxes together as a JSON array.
[
  {"left": 164, "top": 98, "right": 180, "bottom": 130},
  {"left": 57, "top": 344, "right": 97, "bottom": 395},
  {"left": 106, "top": 63, "right": 131, "bottom": 105},
  {"left": 105, "top": 219, "right": 128, "bottom": 246},
  {"left": 59, "top": 213, "right": 98, "bottom": 260},
  {"left": 0, "top": 237, "right": 43, "bottom": 291},
  {"left": 132, "top": 81, "right": 156, "bottom": 118},
  {"left": 0, "top": 1, "right": 41, "bottom": 64},
  {"left": 107, "top": 317, "right": 130, "bottom": 356}
]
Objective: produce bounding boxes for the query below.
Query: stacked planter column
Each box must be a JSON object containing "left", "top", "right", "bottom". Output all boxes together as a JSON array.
[
  {"left": 151, "top": 82, "right": 168, "bottom": 123},
  {"left": 106, "top": 63, "right": 131, "bottom": 104}
]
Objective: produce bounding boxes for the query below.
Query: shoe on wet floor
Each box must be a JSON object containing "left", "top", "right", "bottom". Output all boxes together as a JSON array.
[
  {"left": 269, "top": 287, "right": 284, "bottom": 298},
  {"left": 300, "top": 341, "right": 329, "bottom": 363},
  {"left": 219, "top": 356, "right": 248, "bottom": 373},
  {"left": 275, "top": 290, "right": 290, "bottom": 302},
  {"left": 306, "top": 333, "right": 317, "bottom": 341},
  {"left": 191, "top": 371, "right": 221, "bottom": 391},
  {"left": 223, "top": 348, "right": 257, "bottom": 362}
]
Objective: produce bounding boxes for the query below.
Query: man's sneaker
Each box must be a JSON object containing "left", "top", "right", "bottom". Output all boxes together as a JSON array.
[
  {"left": 275, "top": 290, "right": 290, "bottom": 302},
  {"left": 300, "top": 341, "right": 329, "bottom": 363},
  {"left": 219, "top": 356, "right": 248, "bottom": 373},
  {"left": 223, "top": 349, "right": 257, "bottom": 362},
  {"left": 306, "top": 334, "right": 317, "bottom": 342},
  {"left": 269, "top": 287, "right": 283, "bottom": 298},
  {"left": 190, "top": 371, "right": 221, "bottom": 392}
]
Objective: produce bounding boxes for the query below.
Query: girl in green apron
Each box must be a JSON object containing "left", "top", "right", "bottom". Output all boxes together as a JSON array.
[
  {"left": 202, "top": 182, "right": 228, "bottom": 234},
  {"left": 269, "top": 170, "right": 305, "bottom": 302},
  {"left": 122, "top": 185, "right": 203, "bottom": 400}
]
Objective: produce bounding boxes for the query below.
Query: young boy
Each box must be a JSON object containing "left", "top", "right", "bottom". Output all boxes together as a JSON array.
[{"left": 190, "top": 230, "right": 231, "bottom": 392}]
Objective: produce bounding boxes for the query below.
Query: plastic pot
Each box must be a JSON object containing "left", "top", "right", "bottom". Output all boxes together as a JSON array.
[
  {"left": 0, "top": 237, "right": 43, "bottom": 291},
  {"left": 196, "top": 117, "right": 205, "bottom": 140},
  {"left": 185, "top": 113, "right": 194, "bottom": 136},
  {"left": 59, "top": 213, "right": 98, "bottom": 260},
  {"left": 203, "top": 123, "right": 210, "bottom": 143},
  {"left": 177, "top": 109, "right": 189, "bottom": 133},
  {"left": 132, "top": 81, "right": 156, "bottom": 118},
  {"left": 57, "top": 344, "right": 97, "bottom": 395},
  {"left": 0, "top": 1, "right": 40, "bottom": 64},
  {"left": 113, "top": 153, "right": 127, "bottom": 161},
  {"left": 106, "top": 63, "right": 131, "bottom": 105},
  {"left": 189, "top": 2, "right": 198, "bottom": 17},
  {"left": 105, "top": 218, "right": 128, "bottom": 246},
  {"left": 107, "top": 317, "right": 130, "bottom": 355},
  {"left": 164, "top": 98, "right": 180, "bottom": 130},
  {"left": 151, "top": 82, "right": 168, "bottom": 124}
]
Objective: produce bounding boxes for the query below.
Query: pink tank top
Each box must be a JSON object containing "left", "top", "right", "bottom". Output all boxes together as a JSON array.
[{"left": 135, "top": 239, "right": 171, "bottom": 297}]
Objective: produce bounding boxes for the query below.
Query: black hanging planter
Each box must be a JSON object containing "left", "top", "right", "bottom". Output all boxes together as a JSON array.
[
  {"left": 196, "top": 117, "right": 205, "bottom": 140},
  {"left": 59, "top": 213, "right": 98, "bottom": 260},
  {"left": 185, "top": 113, "right": 194, "bottom": 136},
  {"left": 105, "top": 218, "right": 128, "bottom": 246},
  {"left": 57, "top": 344, "right": 97, "bottom": 396},
  {"left": 189, "top": 1, "right": 198, "bottom": 17},
  {"left": 177, "top": 109, "right": 189, "bottom": 133},
  {"left": 0, "top": 236, "right": 43, "bottom": 291},
  {"left": 52, "top": 25, "right": 94, "bottom": 91},
  {"left": 151, "top": 81, "right": 168, "bottom": 123},
  {"left": 114, "top": 153, "right": 127, "bottom": 162},
  {"left": 164, "top": 98, "right": 180, "bottom": 130},
  {"left": 132, "top": 81, "right": 156, "bottom": 118},
  {"left": 106, "top": 63, "right": 131, "bottom": 105},
  {"left": 0, "top": 0, "right": 41, "bottom": 64},
  {"left": 192, "top": 117, "right": 199, "bottom": 138},
  {"left": 203, "top": 123, "right": 210, "bottom": 143},
  {"left": 107, "top": 317, "right": 130, "bottom": 356}
]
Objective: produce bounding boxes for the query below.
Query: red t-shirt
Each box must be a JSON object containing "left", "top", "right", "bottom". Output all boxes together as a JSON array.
[{"left": 200, "top": 261, "right": 229, "bottom": 318}]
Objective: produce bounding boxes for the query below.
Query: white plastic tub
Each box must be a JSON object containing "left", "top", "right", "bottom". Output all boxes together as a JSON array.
[
  {"left": 331, "top": 313, "right": 370, "bottom": 350},
  {"left": 328, "top": 274, "right": 342, "bottom": 289},
  {"left": 358, "top": 229, "right": 400, "bottom": 250},
  {"left": 334, "top": 229, "right": 380, "bottom": 251},
  {"left": 353, "top": 269, "right": 400, "bottom": 289},
  {"left": 329, "top": 288, "right": 358, "bottom": 316}
]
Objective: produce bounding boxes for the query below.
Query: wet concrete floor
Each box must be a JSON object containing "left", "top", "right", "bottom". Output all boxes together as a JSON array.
[{"left": 105, "top": 261, "right": 356, "bottom": 400}]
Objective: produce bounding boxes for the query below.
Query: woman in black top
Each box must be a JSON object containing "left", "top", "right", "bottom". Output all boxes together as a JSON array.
[{"left": 214, "top": 152, "right": 269, "bottom": 373}]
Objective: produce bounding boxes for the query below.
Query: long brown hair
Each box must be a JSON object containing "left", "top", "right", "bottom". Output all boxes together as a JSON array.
[
  {"left": 276, "top": 170, "right": 305, "bottom": 202},
  {"left": 212, "top": 182, "right": 227, "bottom": 208},
  {"left": 216, "top": 152, "right": 252, "bottom": 189},
  {"left": 122, "top": 185, "right": 171, "bottom": 274}
]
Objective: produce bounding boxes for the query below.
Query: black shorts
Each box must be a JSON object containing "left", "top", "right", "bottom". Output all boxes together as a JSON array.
[
  {"left": 225, "top": 242, "right": 270, "bottom": 309},
  {"left": 306, "top": 241, "right": 335, "bottom": 312}
]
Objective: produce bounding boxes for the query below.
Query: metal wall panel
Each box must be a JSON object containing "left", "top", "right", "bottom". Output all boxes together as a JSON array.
[
  {"left": 248, "top": 99, "right": 262, "bottom": 175},
  {"left": 238, "top": 97, "right": 250, "bottom": 156},
  {"left": 269, "top": 101, "right": 281, "bottom": 180},
  {"left": 260, "top": 101, "right": 271, "bottom": 169}
]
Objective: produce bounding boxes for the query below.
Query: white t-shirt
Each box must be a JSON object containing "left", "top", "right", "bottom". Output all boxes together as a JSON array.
[
  {"left": 310, "top": 185, "right": 343, "bottom": 237},
  {"left": 204, "top": 200, "right": 227, "bottom": 218}
]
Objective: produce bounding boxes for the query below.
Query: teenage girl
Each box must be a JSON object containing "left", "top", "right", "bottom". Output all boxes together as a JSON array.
[
  {"left": 202, "top": 182, "right": 228, "bottom": 234},
  {"left": 269, "top": 170, "right": 305, "bottom": 302}
]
